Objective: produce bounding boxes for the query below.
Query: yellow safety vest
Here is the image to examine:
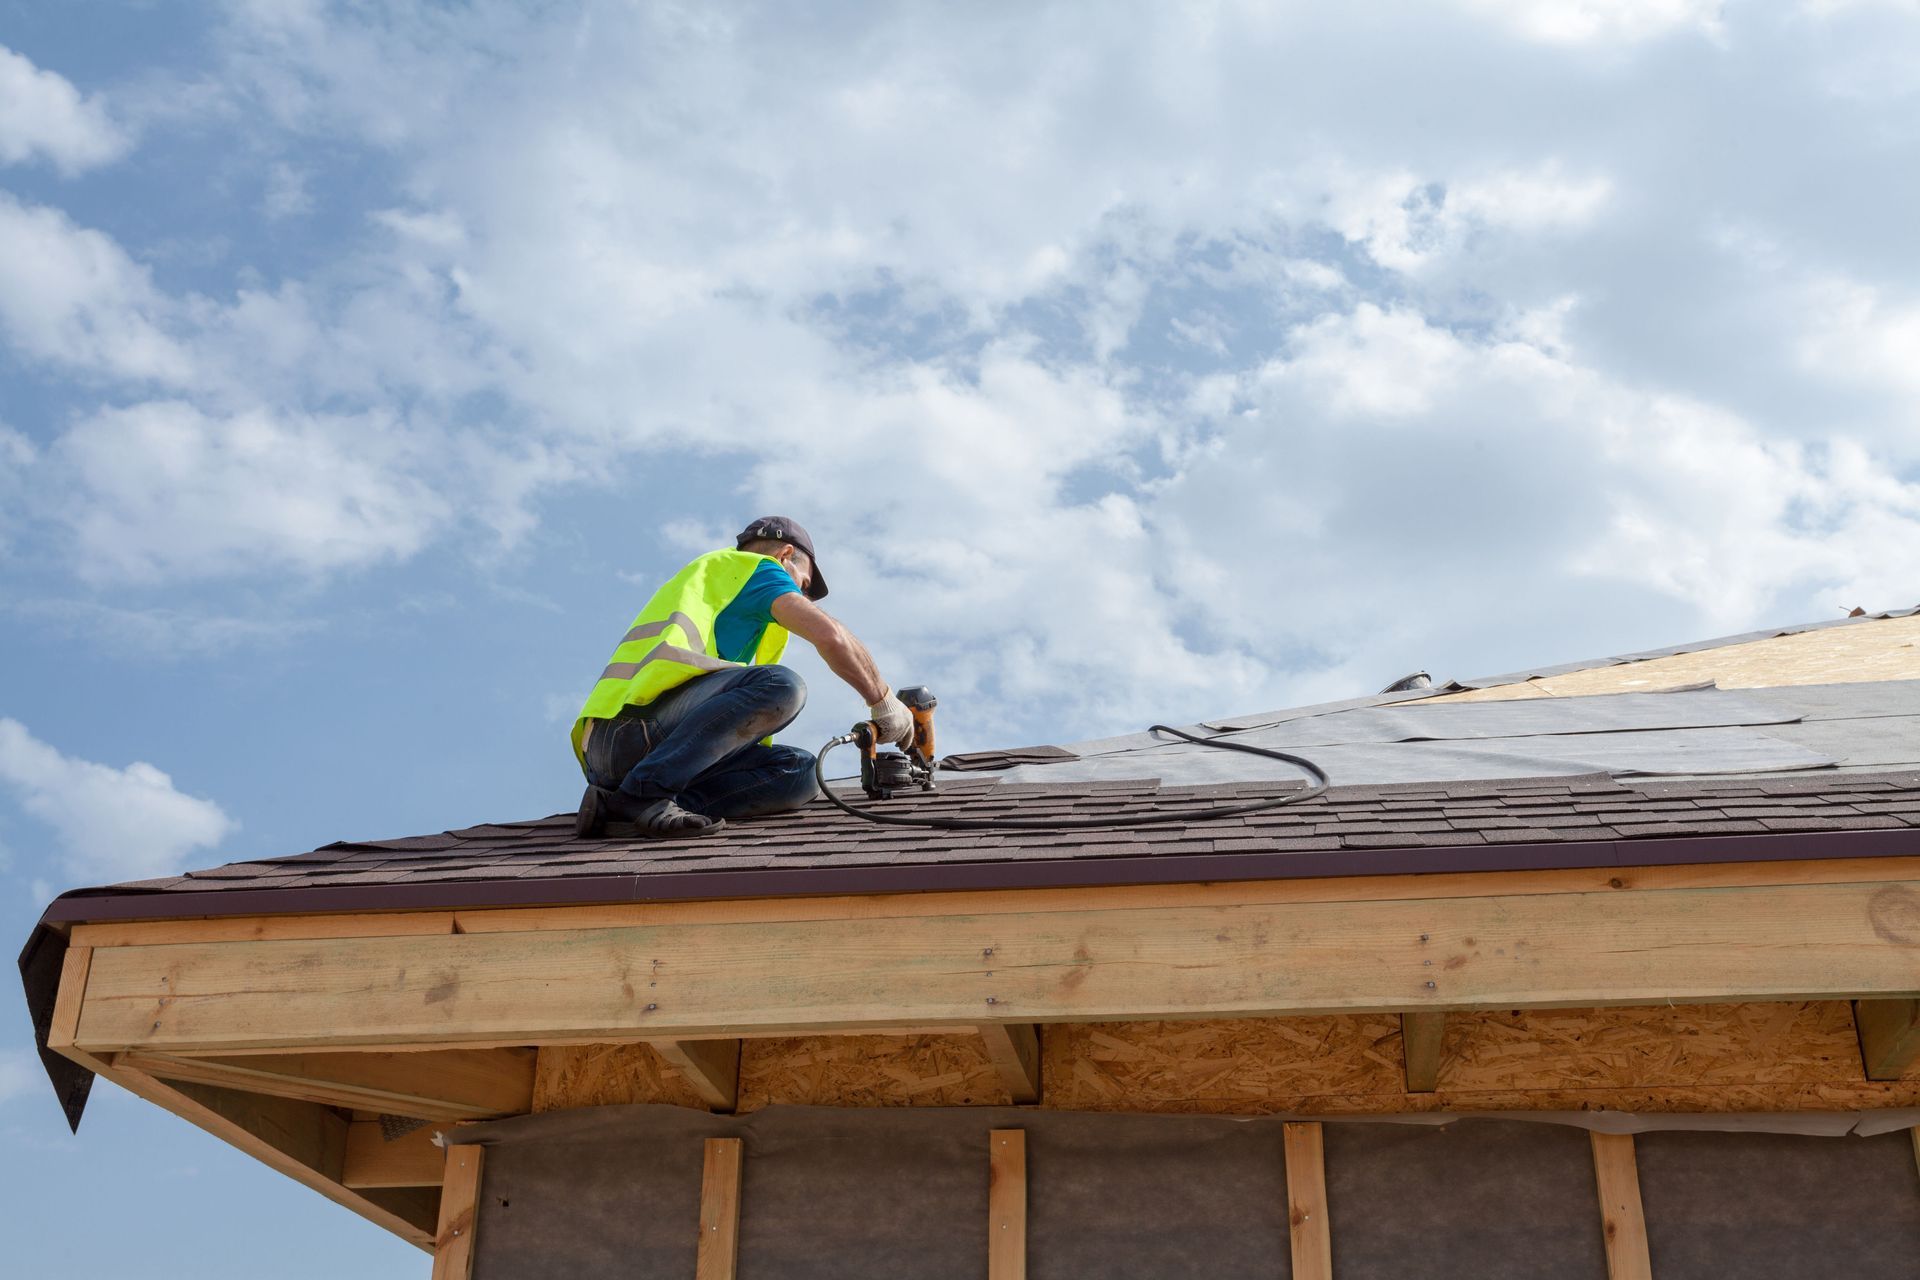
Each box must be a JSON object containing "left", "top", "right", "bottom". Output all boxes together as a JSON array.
[{"left": 571, "top": 549, "right": 791, "bottom": 767}]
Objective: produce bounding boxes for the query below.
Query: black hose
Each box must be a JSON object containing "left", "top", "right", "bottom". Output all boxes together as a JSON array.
[{"left": 812, "top": 722, "right": 1328, "bottom": 831}]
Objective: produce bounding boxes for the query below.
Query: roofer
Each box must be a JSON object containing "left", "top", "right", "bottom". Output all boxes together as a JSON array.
[{"left": 571, "top": 516, "right": 916, "bottom": 838}]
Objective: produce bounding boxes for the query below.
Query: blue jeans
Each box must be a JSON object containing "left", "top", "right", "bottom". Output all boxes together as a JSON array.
[{"left": 583, "top": 665, "right": 819, "bottom": 820}]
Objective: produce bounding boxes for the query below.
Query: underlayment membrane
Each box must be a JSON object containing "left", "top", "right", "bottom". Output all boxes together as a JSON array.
[
  {"left": 971, "top": 680, "right": 1920, "bottom": 787},
  {"left": 447, "top": 1105, "right": 1920, "bottom": 1280}
]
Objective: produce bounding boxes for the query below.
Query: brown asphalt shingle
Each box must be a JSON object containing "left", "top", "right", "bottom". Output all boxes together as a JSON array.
[{"left": 39, "top": 768, "right": 1920, "bottom": 919}]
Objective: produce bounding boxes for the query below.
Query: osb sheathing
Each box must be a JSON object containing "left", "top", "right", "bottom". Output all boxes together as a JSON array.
[
  {"left": 532, "top": 1042, "right": 712, "bottom": 1112},
  {"left": 533, "top": 1034, "right": 1010, "bottom": 1114},
  {"left": 739, "top": 1034, "right": 1009, "bottom": 1108},
  {"left": 1046, "top": 1002, "right": 1920, "bottom": 1115},
  {"left": 1422, "top": 612, "right": 1920, "bottom": 703},
  {"left": 532, "top": 1001, "right": 1920, "bottom": 1117}
]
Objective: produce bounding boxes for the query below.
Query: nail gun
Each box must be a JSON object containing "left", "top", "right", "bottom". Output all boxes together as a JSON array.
[{"left": 840, "top": 685, "right": 938, "bottom": 800}]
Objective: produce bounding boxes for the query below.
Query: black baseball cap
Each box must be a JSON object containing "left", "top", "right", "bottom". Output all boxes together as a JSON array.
[{"left": 736, "top": 516, "right": 829, "bottom": 601}]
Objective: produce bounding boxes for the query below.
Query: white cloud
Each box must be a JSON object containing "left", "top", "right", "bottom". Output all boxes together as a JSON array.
[
  {"left": 1460, "top": 0, "right": 1725, "bottom": 44},
  {"left": 1322, "top": 163, "right": 1612, "bottom": 274},
  {"left": 1147, "top": 302, "right": 1920, "bottom": 711},
  {"left": 50, "top": 401, "right": 451, "bottom": 583},
  {"left": 0, "top": 193, "right": 191, "bottom": 382},
  {"left": 0, "top": 44, "right": 129, "bottom": 174},
  {"left": 1798, "top": 274, "right": 1920, "bottom": 402},
  {"left": 0, "top": 718, "right": 235, "bottom": 883}
]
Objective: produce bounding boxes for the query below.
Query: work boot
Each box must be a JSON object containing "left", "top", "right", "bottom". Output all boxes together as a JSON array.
[
  {"left": 575, "top": 786, "right": 726, "bottom": 840},
  {"left": 632, "top": 796, "right": 726, "bottom": 839},
  {"left": 575, "top": 785, "right": 615, "bottom": 838}
]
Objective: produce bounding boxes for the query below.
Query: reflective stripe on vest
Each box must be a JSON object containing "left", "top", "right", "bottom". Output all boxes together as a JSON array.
[{"left": 570, "top": 549, "right": 791, "bottom": 767}]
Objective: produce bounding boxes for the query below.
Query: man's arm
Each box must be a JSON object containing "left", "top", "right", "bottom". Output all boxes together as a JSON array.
[{"left": 770, "top": 592, "right": 888, "bottom": 705}]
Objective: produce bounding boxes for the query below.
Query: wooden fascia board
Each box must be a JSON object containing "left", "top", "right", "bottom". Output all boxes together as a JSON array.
[
  {"left": 64, "top": 876, "right": 1920, "bottom": 1056},
  {"left": 56, "top": 854, "right": 1920, "bottom": 949}
]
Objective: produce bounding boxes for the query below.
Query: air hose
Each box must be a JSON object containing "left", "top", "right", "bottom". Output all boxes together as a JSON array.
[{"left": 812, "top": 723, "right": 1329, "bottom": 831}]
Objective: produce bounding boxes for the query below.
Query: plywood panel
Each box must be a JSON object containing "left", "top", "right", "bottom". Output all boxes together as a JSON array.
[
  {"left": 532, "top": 1043, "right": 711, "bottom": 1112},
  {"left": 1424, "top": 613, "right": 1920, "bottom": 703},
  {"left": 740, "top": 1034, "right": 1011, "bottom": 1109},
  {"left": 1043, "top": 1003, "right": 1920, "bottom": 1115}
]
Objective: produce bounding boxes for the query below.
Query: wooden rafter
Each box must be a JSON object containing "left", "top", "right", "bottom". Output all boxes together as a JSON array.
[
  {"left": 1855, "top": 998, "right": 1920, "bottom": 1080},
  {"left": 114, "top": 1047, "right": 536, "bottom": 1120},
  {"left": 1400, "top": 1011, "right": 1446, "bottom": 1092},
  {"left": 977, "top": 1024, "right": 1041, "bottom": 1103},
  {"left": 648, "top": 1038, "right": 742, "bottom": 1112},
  {"left": 64, "top": 878, "right": 1920, "bottom": 1056}
]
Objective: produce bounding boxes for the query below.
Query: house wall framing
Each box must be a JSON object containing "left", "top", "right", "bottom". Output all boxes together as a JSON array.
[{"left": 44, "top": 852, "right": 1920, "bottom": 1250}]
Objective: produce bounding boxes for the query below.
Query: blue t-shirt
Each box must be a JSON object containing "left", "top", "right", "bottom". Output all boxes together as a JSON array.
[{"left": 714, "top": 559, "right": 802, "bottom": 663}]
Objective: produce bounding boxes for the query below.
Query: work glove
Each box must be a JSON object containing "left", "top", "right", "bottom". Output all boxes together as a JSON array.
[{"left": 868, "top": 689, "right": 916, "bottom": 749}]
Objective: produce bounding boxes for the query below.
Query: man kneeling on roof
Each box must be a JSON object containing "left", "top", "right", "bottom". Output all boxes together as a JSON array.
[{"left": 572, "top": 516, "right": 916, "bottom": 838}]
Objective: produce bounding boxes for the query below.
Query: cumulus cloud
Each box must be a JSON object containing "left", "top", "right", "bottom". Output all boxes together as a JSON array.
[
  {"left": 49, "top": 401, "right": 451, "bottom": 583},
  {"left": 1149, "top": 302, "right": 1920, "bottom": 711},
  {"left": 0, "top": 43, "right": 129, "bottom": 174},
  {"left": 0, "top": 718, "right": 235, "bottom": 883},
  {"left": 0, "top": 193, "right": 191, "bottom": 382},
  {"left": 3, "top": 0, "right": 1919, "bottom": 752}
]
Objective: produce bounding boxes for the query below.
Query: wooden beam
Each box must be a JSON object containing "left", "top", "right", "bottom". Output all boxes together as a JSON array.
[
  {"left": 46, "top": 944, "right": 91, "bottom": 1052},
  {"left": 648, "top": 1039, "right": 741, "bottom": 1112},
  {"left": 55, "top": 855, "right": 1920, "bottom": 953},
  {"left": 46, "top": 942, "right": 435, "bottom": 1248},
  {"left": 1857, "top": 998, "right": 1920, "bottom": 1080},
  {"left": 116, "top": 1065, "right": 433, "bottom": 1247},
  {"left": 1401, "top": 1011, "right": 1446, "bottom": 1092},
  {"left": 1589, "top": 1132, "right": 1652, "bottom": 1280},
  {"left": 978, "top": 1024, "right": 1042, "bottom": 1103},
  {"left": 70, "top": 878, "right": 1920, "bottom": 1055},
  {"left": 114, "top": 1047, "right": 536, "bottom": 1120},
  {"left": 696, "top": 1137, "right": 743, "bottom": 1280},
  {"left": 432, "top": 1144, "right": 484, "bottom": 1280},
  {"left": 1283, "top": 1122, "right": 1332, "bottom": 1280},
  {"left": 345, "top": 1121, "right": 447, "bottom": 1188},
  {"left": 70, "top": 911, "right": 455, "bottom": 948},
  {"left": 988, "top": 1129, "right": 1026, "bottom": 1280}
]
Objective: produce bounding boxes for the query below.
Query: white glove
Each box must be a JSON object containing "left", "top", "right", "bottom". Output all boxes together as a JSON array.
[{"left": 868, "top": 689, "right": 915, "bottom": 749}]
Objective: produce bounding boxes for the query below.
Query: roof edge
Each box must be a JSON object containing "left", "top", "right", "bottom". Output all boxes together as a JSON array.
[{"left": 39, "top": 826, "right": 1920, "bottom": 925}]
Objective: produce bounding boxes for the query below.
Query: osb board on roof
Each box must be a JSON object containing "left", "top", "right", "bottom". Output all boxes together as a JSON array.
[
  {"left": 532, "top": 1002, "right": 1920, "bottom": 1117},
  {"left": 1428, "top": 613, "right": 1920, "bottom": 703},
  {"left": 739, "top": 1034, "right": 1009, "bottom": 1108},
  {"left": 533, "top": 1035, "right": 1010, "bottom": 1113},
  {"left": 1045, "top": 1001, "right": 1920, "bottom": 1115},
  {"left": 532, "top": 1043, "right": 711, "bottom": 1112}
]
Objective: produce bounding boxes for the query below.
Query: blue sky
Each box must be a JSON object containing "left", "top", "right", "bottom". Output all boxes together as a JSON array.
[{"left": 4, "top": 1, "right": 1919, "bottom": 1273}]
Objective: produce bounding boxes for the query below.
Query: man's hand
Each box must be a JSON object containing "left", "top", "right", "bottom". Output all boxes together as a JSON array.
[{"left": 867, "top": 688, "right": 915, "bottom": 749}]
